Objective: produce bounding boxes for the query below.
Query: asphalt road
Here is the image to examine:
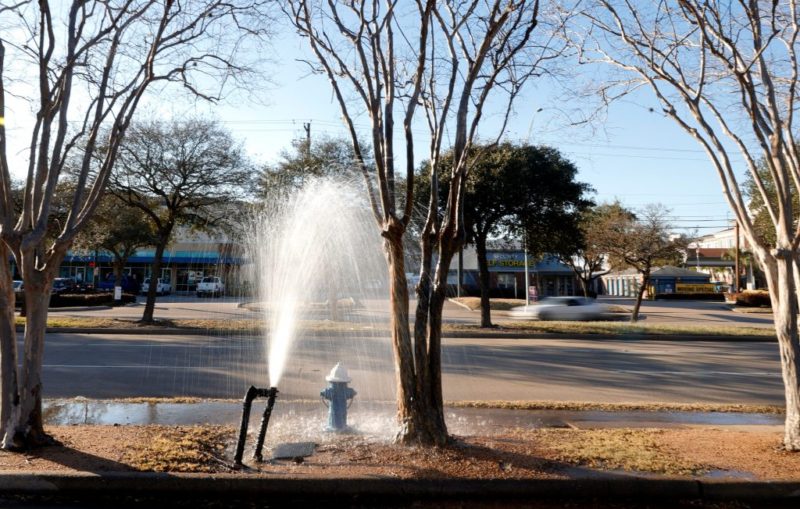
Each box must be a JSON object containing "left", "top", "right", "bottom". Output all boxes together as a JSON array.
[
  {"left": 50, "top": 294, "right": 777, "bottom": 328},
  {"left": 35, "top": 331, "right": 784, "bottom": 406}
]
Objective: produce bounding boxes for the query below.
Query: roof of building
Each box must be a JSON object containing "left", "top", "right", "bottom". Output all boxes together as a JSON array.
[
  {"left": 650, "top": 265, "right": 710, "bottom": 278},
  {"left": 603, "top": 265, "right": 710, "bottom": 279},
  {"left": 686, "top": 247, "right": 730, "bottom": 259}
]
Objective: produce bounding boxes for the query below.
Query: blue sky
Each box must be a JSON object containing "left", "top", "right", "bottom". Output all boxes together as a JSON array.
[{"left": 199, "top": 33, "right": 738, "bottom": 237}]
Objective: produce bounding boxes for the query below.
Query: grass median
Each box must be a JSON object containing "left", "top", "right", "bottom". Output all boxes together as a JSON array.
[{"left": 18, "top": 315, "right": 776, "bottom": 338}]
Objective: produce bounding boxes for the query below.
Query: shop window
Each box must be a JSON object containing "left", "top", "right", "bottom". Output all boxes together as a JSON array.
[{"left": 497, "top": 273, "right": 515, "bottom": 289}]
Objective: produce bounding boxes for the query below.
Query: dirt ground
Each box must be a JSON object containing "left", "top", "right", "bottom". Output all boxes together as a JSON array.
[{"left": 0, "top": 425, "right": 798, "bottom": 482}]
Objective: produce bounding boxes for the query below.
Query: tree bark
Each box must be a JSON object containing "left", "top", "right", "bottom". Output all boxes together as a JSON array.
[
  {"left": 577, "top": 274, "right": 590, "bottom": 298},
  {"left": 764, "top": 252, "right": 800, "bottom": 450},
  {"left": 141, "top": 239, "right": 167, "bottom": 323},
  {"left": 631, "top": 271, "right": 649, "bottom": 323},
  {"left": 423, "top": 240, "right": 455, "bottom": 445},
  {"left": 0, "top": 244, "right": 20, "bottom": 448},
  {"left": 413, "top": 229, "right": 434, "bottom": 405},
  {"left": 475, "top": 234, "right": 493, "bottom": 328},
  {"left": 113, "top": 258, "right": 124, "bottom": 302},
  {"left": 384, "top": 224, "right": 424, "bottom": 443},
  {"left": 11, "top": 261, "right": 58, "bottom": 448}
]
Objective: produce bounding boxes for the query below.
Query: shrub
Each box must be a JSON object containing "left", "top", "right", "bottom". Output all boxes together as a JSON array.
[
  {"left": 42, "top": 293, "right": 135, "bottom": 308},
  {"left": 655, "top": 293, "right": 725, "bottom": 301},
  {"left": 732, "top": 290, "right": 771, "bottom": 308}
]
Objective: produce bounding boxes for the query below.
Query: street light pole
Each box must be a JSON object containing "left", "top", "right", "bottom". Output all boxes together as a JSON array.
[
  {"left": 524, "top": 235, "right": 530, "bottom": 306},
  {"left": 734, "top": 220, "right": 740, "bottom": 293}
]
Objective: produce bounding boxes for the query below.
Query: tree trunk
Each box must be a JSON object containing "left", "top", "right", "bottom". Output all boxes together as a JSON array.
[
  {"left": 141, "top": 240, "right": 167, "bottom": 323},
  {"left": 10, "top": 266, "right": 55, "bottom": 448},
  {"left": 578, "top": 275, "right": 590, "bottom": 298},
  {"left": 0, "top": 244, "right": 20, "bottom": 449},
  {"left": 113, "top": 259, "right": 124, "bottom": 303},
  {"left": 413, "top": 229, "right": 434, "bottom": 404},
  {"left": 475, "top": 235, "right": 493, "bottom": 328},
  {"left": 384, "top": 225, "right": 430, "bottom": 444},
  {"left": 631, "top": 271, "right": 649, "bottom": 323},
  {"left": 764, "top": 252, "right": 800, "bottom": 450},
  {"left": 327, "top": 284, "right": 340, "bottom": 321},
  {"left": 421, "top": 241, "right": 455, "bottom": 446}
]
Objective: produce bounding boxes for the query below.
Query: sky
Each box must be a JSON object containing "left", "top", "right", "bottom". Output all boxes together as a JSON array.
[
  {"left": 201, "top": 19, "right": 739, "bottom": 238},
  {"left": 203, "top": 36, "right": 739, "bottom": 238},
  {"left": 1, "top": 7, "right": 741, "bottom": 238}
]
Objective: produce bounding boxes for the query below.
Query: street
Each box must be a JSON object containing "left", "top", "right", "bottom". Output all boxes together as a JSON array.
[
  {"left": 49, "top": 293, "right": 777, "bottom": 328},
  {"left": 36, "top": 330, "right": 784, "bottom": 406}
]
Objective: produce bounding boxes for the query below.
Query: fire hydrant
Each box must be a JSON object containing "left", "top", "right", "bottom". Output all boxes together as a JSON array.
[{"left": 320, "top": 362, "right": 356, "bottom": 432}]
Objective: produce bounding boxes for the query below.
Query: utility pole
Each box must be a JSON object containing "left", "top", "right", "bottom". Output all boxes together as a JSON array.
[
  {"left": 457, "top": 248, "right": 463, "bottom": 298},
  {"left": 524, "top": 235, "right": 530, "bottom": 306},
  {"left": 303, "top": 121, "right": 312, "bottom": 157},
  {"left": 734, "top": 220, "right": 740, "bottom": 293}
]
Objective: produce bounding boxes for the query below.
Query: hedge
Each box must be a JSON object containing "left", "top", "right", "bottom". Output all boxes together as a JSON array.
[
  {"left": 17, "top": 292, "right": 137, "bottom": 309},
  {"left": 654, "top": 293, "right": 725, "bottom": 301}
]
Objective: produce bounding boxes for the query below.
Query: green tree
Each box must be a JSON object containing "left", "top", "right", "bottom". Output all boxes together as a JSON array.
[
  {"left": 109, "top": 118, "right": 252, "bottom": 323},
  {"left": 743, "top": 163, "right": 799, "bottom": 247},
  {"left": 72, "top": 195, "right": 155, "bottom": 296},
  {"left": 258, "top": 135, "right": 372, "bottom": 200},
  {"left": 418, "top": 143, "right": 593, "bottom": 327}
]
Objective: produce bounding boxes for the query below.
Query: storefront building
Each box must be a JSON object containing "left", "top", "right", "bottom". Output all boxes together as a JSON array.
[{"left": 454, "top": 248, "right": 580, "bottom": 298}]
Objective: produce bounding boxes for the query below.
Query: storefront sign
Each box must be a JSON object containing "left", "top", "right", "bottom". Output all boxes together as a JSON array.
[
  {"left": 487, "top": 252, "right": 526, "bottom": 269},
  {"left": 676, "top": 283, "right": 716, "bottom": 294}
]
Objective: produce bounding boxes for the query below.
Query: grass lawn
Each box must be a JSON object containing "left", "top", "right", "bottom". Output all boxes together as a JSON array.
[
  {"left": 18, "top": 314, "right": 776, "bottom": 338},
  {"left": 446, "top": 320, "right": 775, "bottom": 337}
]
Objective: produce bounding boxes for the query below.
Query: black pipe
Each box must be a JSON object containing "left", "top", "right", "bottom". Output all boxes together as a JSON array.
[
  {"left": 253, "top": 387, "right": 279, "bottom": 462},
  {"left": 234, "top": 386, "right": 259, "bottom": 465}
]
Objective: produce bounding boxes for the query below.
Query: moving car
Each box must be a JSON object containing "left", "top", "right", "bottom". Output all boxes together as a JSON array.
[
  {"left": 196, "top": 276, "right": 224, "bottom": 297},
  {"left": 140, "top": 278, "right": 171, "bottom": 296},
  {"left": 509, "top": 297, "right": 611, "bottom": 321}
]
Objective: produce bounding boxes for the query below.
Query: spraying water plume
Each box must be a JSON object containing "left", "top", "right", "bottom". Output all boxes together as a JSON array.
[{"left": 247, "top": 178, "right": 389, "bottom": 388}]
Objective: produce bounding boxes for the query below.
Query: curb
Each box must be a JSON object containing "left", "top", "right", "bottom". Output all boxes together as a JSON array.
[
  {"left": 0, "top": 473, "right": 798, "bottom": 503},
  {"left": 27, "top": 327, "right": 777, "bottom": 342}
]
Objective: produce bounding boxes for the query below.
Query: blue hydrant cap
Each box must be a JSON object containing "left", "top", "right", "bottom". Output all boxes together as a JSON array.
[{"left": 325, "top": 362, "right": 352, "bottom": 383}]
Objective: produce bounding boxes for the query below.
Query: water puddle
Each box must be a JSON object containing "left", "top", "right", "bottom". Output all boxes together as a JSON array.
[
  {"left": 42, "top": 399, "right": 783, "bottom": 432},
  {"left": 702, "top": 469, "right": 757, "bottom": 480}
]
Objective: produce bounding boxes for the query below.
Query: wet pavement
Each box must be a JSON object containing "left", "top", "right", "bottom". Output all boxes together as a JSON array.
[{"left": 42, "top": 399, "right": 784, "bottom": 437}]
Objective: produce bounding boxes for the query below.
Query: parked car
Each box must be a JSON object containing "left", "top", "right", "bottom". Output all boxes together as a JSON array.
[
  {"left": 13, "top": 280, "right": 23, "bottom": 301},
  {"left": 96, "top": 274, "right": 140, "bottom": 294},
  {"left": 196, "top": 276, "right": 224, "bottom": 297},
  {"left": 52, "top": 277, "right": 77, "bottom": 295},
  {"left": 74, "top": 281, "right": 95, "bottom": 293},
  {"left": 509, "top": 297, "right": 611, "bottom": 321},
  {"left": 141, "top": 278, "right": 171, "bottom": 296}
]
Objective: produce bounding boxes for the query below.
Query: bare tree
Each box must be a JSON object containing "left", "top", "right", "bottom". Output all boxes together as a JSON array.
[
  {"left": 109, "top": 118, "right": 252, "bottom": 323},
  {"left": 553, "top": 205, "right": 609, "bottom": 298},
  {"left": 0, "top": 0, "right": 270, "bottom": 449},
  {"left": 597, "top": 203, "right": 687, "bottom": 322},
  {"left": 286, "top": 0, "right": 558, "bottom": 445},
  {"left": 581, "top": 0, "right": 800, "bottom": 451}
]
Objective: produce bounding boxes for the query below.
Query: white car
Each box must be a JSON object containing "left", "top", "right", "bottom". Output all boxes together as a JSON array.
[
  {"left": 509, "top": 297, "right": 611, "bottom": 321},
  {"left": 196, "top": 276, "right": 224, "bottom": 297},
  {"left": 141, "top": 278, "right": 171, "bottom": 296}
]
